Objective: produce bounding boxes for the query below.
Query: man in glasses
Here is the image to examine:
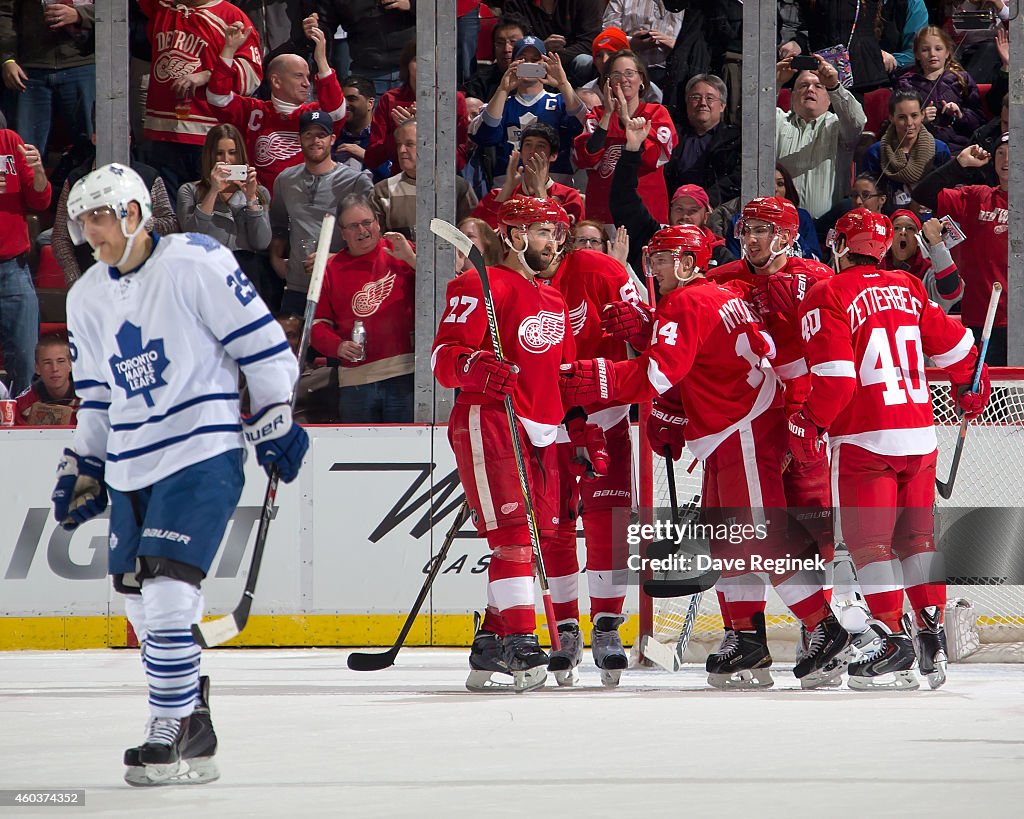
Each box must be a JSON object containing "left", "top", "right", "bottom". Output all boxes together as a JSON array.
[
  {"left": 310, "top": 194, "right": 416, "bottom": 422},
  {"left": 663, "top": 74, "right": 741, "bottom": 210},
  {"left": 269, "top": 109, "right": 372, "bottom": 314}
]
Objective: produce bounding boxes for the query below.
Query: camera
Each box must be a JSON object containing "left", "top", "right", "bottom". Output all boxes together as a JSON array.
[
  {"left": 790, "top": 55, "right": 819, "bottom": 72},
  {"left": 516, "top": 62, "right": 547, "bottom": 79},
  {"left": 223, "top": 165, "right": 248, "bottom": 182}
]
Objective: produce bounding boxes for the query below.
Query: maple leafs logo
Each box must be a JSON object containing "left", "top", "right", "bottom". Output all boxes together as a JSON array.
[{"left": 108, "top": 322, "right": 170, "bottom": 408}]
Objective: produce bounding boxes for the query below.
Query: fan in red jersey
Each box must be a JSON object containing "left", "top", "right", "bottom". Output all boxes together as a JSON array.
[
  {"left": 565, "top": 224, "right": 855, "bottom": 690},
  {"left": 538, "top": 247, "right": 644, "bottom": 687},
  {"left": 793, "top": 208, "right": 991, "bottom": 691},
  {"left": 708, "top": 196, "right": 838, "bottom": 685},
  {"left": 432, "top": 196, "right": 580, "bottom": 693}
]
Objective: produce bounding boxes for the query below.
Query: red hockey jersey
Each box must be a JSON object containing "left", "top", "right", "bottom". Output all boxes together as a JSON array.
[
  {"left": 572, "top": 102, "right": 675, "bottom": 225},
  {"left": 610, "top": 277, "right": 782, "bottom": 459},
  {"left": 547, "top": 249, "right": 641, "bottom": 425},
  {"left": 937, "top": 184, "right": 1008, "bottom": 328},
  {"left": 711, "top": 255, "right": 833, "bottom": 411},
  {"left": 206, "top": 58, "right": 346, "bottom": 191},
  {"left": 433, "top": 265, "right": 575, "bottom": 447},
  {"left": 140, "top": 0, "right": 262, "bottom": 145},
  {"left": 799, "top": 264, "right": 978, "bottom": 456},
  {"left": 311, "top": 238, "right": 415, "bottom": 387}
]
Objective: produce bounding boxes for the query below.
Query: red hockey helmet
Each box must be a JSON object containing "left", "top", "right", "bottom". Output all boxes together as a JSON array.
[
  {"left": 497, "top": 195, "right": 569, "bottom": 243},
  {"left": 829, "top": 208, "right": 893, "bottom": 260},
  {"left": 643, "top": 224, "right": 712, "bottom": 278},
  {"left": 738, "top": 196, "right": 800, "bottom": 235}
]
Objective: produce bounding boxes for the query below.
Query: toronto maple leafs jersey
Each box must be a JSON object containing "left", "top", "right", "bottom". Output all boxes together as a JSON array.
[
  {"left": 67, "top": 232, "right": 298, "bottom": 492},
  {"left": 470, "top": 91, "right": 584, "bottom": 181}
]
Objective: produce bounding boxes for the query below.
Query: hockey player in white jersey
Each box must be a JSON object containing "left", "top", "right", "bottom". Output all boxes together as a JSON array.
[{"left": 51, "top": 164, "right": 308, "bottom": 786}]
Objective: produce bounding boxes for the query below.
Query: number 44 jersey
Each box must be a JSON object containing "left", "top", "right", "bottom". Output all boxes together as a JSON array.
[
  {"left": 67, "top": 233, "right": 297, "bottom": 492},
  {"left": 799, "top": 264, "right": 979, "bottom": 456}
]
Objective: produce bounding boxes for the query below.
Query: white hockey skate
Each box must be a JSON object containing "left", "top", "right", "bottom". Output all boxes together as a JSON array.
[
  {"left": 547, "top": 622, "right": 583, "bottom": 687},
  {"left": 591, "top": 615, "right": 628, "bottom": 687}
]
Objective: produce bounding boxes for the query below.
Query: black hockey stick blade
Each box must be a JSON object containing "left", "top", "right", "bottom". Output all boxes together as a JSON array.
[
  {"left": 347, "top": 501, "right": 471, "bottom": 671},
  {"left": 642, "top": 571, "right": 719, "bottom": 599}
]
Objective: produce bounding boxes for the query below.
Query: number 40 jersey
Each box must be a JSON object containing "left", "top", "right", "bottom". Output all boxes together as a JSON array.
[
  {"left": 798, "top": 264, "right": 979, "bottom": 456},
  {"left": 67, "top": 233, "right": 298, "bottom": 492}
]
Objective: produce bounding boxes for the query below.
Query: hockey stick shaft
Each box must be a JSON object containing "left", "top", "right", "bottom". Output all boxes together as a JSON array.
[
  {"left": 347, "top": 501, "right": 471, "bottom": 670},
  {"left": 936, "top": 283, "right": 1001, "bottom": 500},
  {"left": 192, "top": 214, "right": 336, "bottom": 648},
  {"left": 429, "top": 219, "right": 560, "bottom": 652}
]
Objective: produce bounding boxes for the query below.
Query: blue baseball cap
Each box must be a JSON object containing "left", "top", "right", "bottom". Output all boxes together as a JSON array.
[
  {"left": 299, "top": 109, "right": 332, "bottom": 136},
  {"left": 512, "top": 36, "right": 547, "bottom": 61}
]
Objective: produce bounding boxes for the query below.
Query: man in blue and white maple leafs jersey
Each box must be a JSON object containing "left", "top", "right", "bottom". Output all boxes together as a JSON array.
[{"left": 51, "top": 163, "right": 308, "bottom": 786}]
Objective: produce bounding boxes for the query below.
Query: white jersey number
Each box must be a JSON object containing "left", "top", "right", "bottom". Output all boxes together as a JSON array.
[
  {"left": 735, "top": 333, "right": 766, "bottom": 389},
  {"left": 654, "top": 320, "right": 679, "bottom": 346},
  {"left": 443, "top": 295, "right": 479, "bottom": 324},
  {"left": 859, "top": 325, "right": 928, "bottom": 406}
]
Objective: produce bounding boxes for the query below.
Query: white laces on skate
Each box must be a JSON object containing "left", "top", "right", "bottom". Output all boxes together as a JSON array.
[
  {"left": 146, "top": 717, "right": 182, "bottom": 747},
  {"left": 804, "top": 623, "right": 826, "bottom": 658},
  {"left": 714, "top": 630, "right": 739, "bottom": 658}
]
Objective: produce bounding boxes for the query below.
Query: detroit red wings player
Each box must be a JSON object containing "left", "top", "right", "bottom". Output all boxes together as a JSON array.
[
  {"left": 709, "top": 197, "right": 837, "bottom": 681},
  {"left": 433, "top": 196, "right": 583, "bottom": 693},
  {"left": 139, "top": 0, "right": 262, "bottom": 146},
  {"left": 792, "top": 208, "right": 991, "bottom": 690},
  {"left": 206, "top": 14, "right": 346, "bottom": 192},
  {"left": 562, "top": 225, "right": 854, "bottom": 689},
  {"left": 540, "top": 248, "right": 641, "bottom": 687}
]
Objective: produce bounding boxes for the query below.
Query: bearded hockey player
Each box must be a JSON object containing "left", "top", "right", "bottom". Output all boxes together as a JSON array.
[
  {"left": 52, "top": 164, "right": 308, "bottom": 784},
  {"left": 432, "top": 196, "right": 597, "bottom": 693}
]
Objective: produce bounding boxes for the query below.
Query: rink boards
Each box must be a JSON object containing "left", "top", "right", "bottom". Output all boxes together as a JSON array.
[{"left": 0, "top": 425, "right": 614, "bottom": 649}]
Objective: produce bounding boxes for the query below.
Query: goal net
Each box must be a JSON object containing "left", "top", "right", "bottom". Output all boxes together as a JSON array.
[{"left": 637, "top": 367, "right": 1024, "bottom": 663}]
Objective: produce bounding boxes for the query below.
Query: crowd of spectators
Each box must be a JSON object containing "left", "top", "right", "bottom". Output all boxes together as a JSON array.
[{"left": 0, "top": 0, "right": 1016, "bottom": 425}]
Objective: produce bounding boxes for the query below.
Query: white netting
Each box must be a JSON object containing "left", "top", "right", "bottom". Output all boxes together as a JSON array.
[{"left": 642, "top": 369, "right": 1024, "bottom": 662}]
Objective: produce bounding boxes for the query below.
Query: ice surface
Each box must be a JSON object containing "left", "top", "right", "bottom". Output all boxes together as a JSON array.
[{"left": 1, "top": 649, "right": 1023, "bottom": 818}]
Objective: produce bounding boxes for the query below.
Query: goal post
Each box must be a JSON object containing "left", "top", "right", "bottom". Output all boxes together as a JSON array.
[{"left": 635, "top": 367, "right": 1024, "bottom": 664}]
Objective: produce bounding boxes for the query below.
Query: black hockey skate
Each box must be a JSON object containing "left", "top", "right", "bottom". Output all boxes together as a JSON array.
[
  {"left": 706, "top": 613, "right": 774, "bottom": 690},
  {"left": 503, "top": 633, "right": 548, "bottom": 693},
  {"left": 793, "top": 614, "right": 854, "bottom": 689},
  {"left": 848, "top": 616, "right": 920, "bottom": 691},
  {"left": 914, "top": 606, "right": 948, "bottom": 690},
  {"left": 547, "top": 622, "right": 583, "bottom": 687},
  {"left": 466, "top": 612, "right": 513, "bottom": 692},
  {"left": 125, "top": 675, "right": 220, "bottom": 786},
  {"left": 591, "top": 615, "right": 628, "bottom": 687}
]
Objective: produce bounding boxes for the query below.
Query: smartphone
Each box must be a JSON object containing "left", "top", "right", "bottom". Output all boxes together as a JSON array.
[
  {"left": 516, "top": 62, "right": 547, "bottom": 79},
  {"left": 790, "top": 55, "right": 819, "bottom": 71},
  {"left": 223, "top": 164, "right": 248, "bottom": 182}
]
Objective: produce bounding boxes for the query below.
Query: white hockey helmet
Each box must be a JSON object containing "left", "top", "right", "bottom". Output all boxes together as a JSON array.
[{"left": 66, "top": 163, "right": 152, "bottom": 253}]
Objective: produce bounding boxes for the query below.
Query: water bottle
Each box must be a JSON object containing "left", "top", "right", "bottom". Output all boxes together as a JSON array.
[{"left": 351, "top": 321, "right": 367, "bottom": 362}]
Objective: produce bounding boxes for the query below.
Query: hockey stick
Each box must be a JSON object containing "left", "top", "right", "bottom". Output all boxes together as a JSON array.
[
  {"left": 192, "top": 214, "right": 336, "bottom": 649},
  {"left": 936, "top": 282, "right": 1001, "bottom": 500},
  {"left": 347, "top": 501, "right": 471, "bottom": 670},
  {"left": 639, "top": 449, "right": 706, "bottom": 671},
  {"left": 429, "top": 218, "right": 561, "bottom": 652}
]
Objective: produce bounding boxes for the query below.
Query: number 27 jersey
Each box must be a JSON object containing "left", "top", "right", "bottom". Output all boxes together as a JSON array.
[{"left": 799, "top": 265, "right": 977, "bottom": 456}]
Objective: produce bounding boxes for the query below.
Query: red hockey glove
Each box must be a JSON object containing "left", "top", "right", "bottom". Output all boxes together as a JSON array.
[
  {"left": 955, "top": 363, "right": 991, "bottom": 421},
  {"left": 566, "top": 415, "right": 610, "bottom": 479},
  {"left": 459, "top": 351, "right": 519, "bottom": 401},
  {"left": 787, "top": 410, "right": 825, "bottom": 464},
  {"left": 751, "top": 272, "right": 810, "bottom": 317},
  {"left": 559, "top": 358, "right": 616, "bottom": 407},
  {"left": 645, "top": 402, "right": 687, "bottom": 461},
  {"left": 601, "top": 300, "right": 652, "bottom": 346}
]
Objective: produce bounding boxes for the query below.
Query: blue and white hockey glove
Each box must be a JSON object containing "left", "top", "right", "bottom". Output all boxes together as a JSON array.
[
  {"left": 51, "top": 448, "right": 109, "bottom": 530},
  {"left": 243, "top": 403, "right": 309, "bottom": 483}
]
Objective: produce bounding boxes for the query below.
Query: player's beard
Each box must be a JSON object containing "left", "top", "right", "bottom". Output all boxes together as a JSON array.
[{"left": 524, "top": 246, "right": 553, "bottom": 273}]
